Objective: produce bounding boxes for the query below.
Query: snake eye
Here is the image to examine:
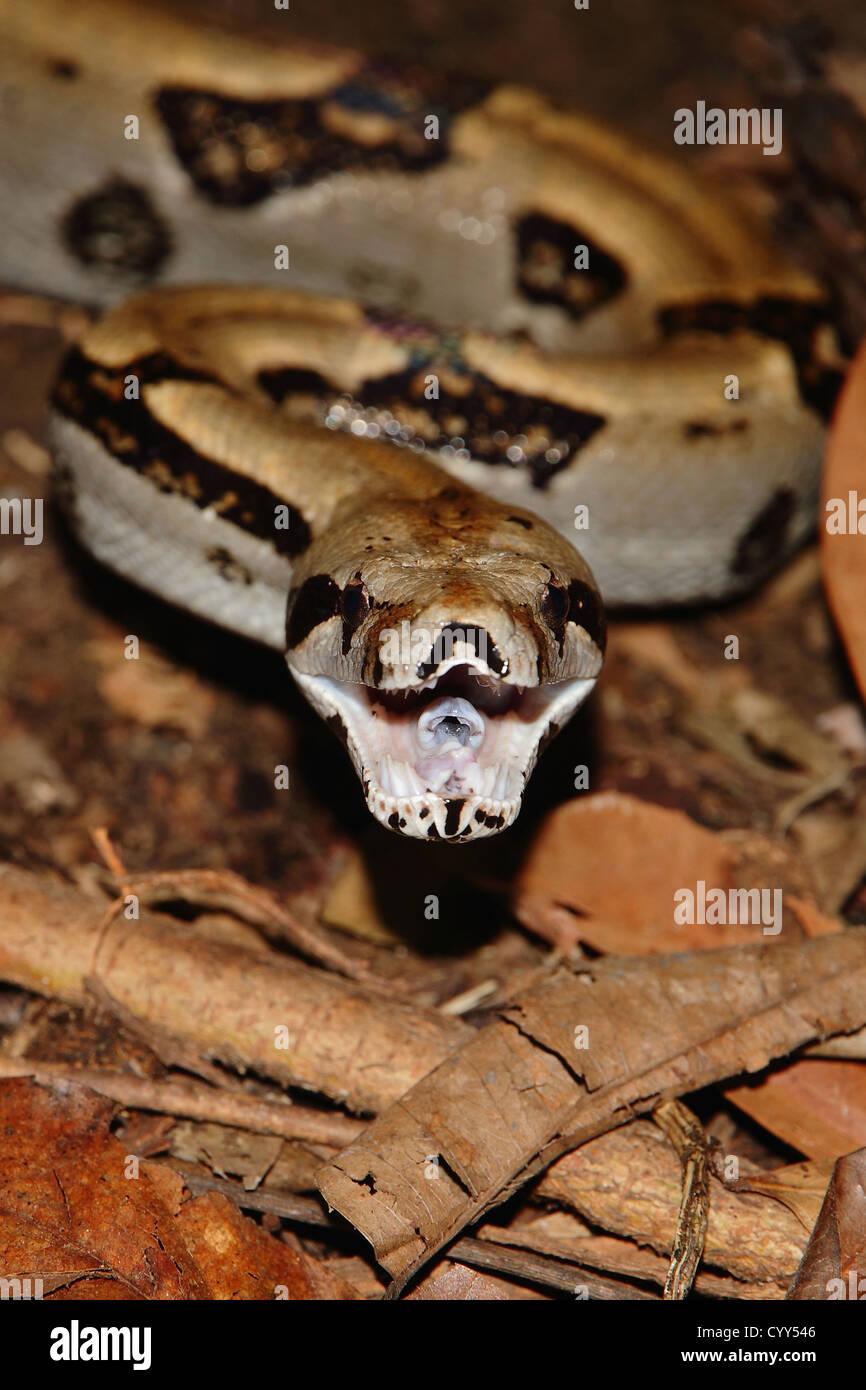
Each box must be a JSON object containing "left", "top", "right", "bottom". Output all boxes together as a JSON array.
[
  {"left": 341, "top": 577, "right": 370, "bottom": 631},
  {"left": 541, "top": 580, "right": 570, "bottom": 627}
]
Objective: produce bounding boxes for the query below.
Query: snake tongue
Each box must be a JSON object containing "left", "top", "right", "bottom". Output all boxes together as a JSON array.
[
  {"left": 415, "top": 695, "right": 484, "bottom": 793},
  {"left": 417, "top": 696, "right": 484, "bottom": 748}
]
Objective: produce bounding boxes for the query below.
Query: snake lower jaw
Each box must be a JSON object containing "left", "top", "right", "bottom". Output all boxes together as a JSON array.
[{"left": 290, "top": 665, "right": 597, "bottom": 841}]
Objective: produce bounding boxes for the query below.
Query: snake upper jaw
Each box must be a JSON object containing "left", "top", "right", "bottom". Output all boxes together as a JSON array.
[{"left": 290, "top": 663, "right": 597, "bottom": 841}]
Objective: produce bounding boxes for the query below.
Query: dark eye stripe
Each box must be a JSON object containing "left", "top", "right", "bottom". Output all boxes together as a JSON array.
[
  {"left": 285, "top": 573, "right": 341, "bottom": 648},
  {"left": 340, "top": 576, "right": 370, "bottom": 654}
]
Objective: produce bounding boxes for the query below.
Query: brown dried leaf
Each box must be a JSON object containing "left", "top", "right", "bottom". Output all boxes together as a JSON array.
[
  {"left": 174, "top": 1190, "right": 359, "bottom": 1300},
  {"left": 513, "top": 792, "right": 832, "bottom": 953},
  {"left": 821, "top": 341, "right": 866, "bottom": 702},
  {"left": 407, "top": 1262, "right": 539, "bottom": 1300},
  {"left": 0, "top": 1078, "right": 358, "bottom": 1301},
  {"left": 726, "top": 1058, "right": 866, "bottom": 1159},
  {"left": 787, "top": 1148, "right": 866, "bottom": 1299},
  {"left": 318, "top": 932, "right": 866, "bottom": 1288},
  {"left": 0, "top": 1078, "right": 206, "bottom": 1299},
  {"left": 87, "top": 637, "right": 216, "bottom": 738}
]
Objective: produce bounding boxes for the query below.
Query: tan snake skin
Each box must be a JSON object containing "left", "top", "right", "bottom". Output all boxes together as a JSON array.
[{"left": 0, "top": 0, "right": 840, "bottom": 838}]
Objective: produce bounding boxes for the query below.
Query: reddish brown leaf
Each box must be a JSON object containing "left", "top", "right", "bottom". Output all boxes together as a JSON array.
[
  {"left": 0, "top": 1078, "right": 358, "bottom": 1300},
  {"left": 788, "top": 1148, "right": 866, "bottom": 1299},
  {"left": 0, "top": 1078, "right": 205, "bottom": 1299},
  {"left": 174, "top": 1191, "right": 360, "bottom": 1300},
  {"left": 726, "top": 1058, "right": 866, "bottom": 1160},
  {"left": 820, "top": 340, "right": 866, "bottom": 703},
  {"left": 513, "top": 793, "right": 834, "bottom": 953}
]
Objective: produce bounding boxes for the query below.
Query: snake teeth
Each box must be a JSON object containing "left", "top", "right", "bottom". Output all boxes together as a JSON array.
[{"left": 290, "top": 664, "right": 597, "bottom": 840}]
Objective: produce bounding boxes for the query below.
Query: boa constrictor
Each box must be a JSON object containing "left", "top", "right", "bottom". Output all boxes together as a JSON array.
[{"left": 0, "top": 0, "right": 838, "bottom": 840}]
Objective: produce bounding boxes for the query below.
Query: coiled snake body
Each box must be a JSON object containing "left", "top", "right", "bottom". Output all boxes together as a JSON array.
[{"left": 0, "top": 1, "right": 837, "bottom": 839}]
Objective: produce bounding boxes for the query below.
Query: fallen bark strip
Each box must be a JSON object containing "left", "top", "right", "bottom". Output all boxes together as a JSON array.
[
  {"left": 476, "top": 1221, "right": 783, "bottom": 1300},
  {"left": 0, "top": 866, "right": 469, "bottom": 1114},
  {"left": 94, "top": 856, "right": 399, "bottom": 992},
  {"left": 167, "top": 1161, "right": 335, "bottom": 1227},
  {"left": 537, "top": 1119, "right": 808, "bottom": 1287},
  {"left": 318, "top": 934, "right": 866, "bottom": 1291},
  {"left": 0, "top": 1057, "right": 363, "bottom": 1147}
]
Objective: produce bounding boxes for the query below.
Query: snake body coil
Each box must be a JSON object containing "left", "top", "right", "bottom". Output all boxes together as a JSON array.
[{"left": 0, "top": 0, "right": 836, "bottom": 838}]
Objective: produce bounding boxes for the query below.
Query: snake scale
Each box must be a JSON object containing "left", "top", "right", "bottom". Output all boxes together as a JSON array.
[{"left": 0, "top": 0, "right": 840, "bottom": 840}]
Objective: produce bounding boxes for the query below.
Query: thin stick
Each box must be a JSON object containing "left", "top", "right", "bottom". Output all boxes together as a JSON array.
[
  {"left": 446, "top": 1237, "right": 659, "bottom": 1301},
  {"left": 0, "top": 1056, "right": 362, "bottom": 1147},
  {"left": 653, "top": 1097, "right": 711, "bottom": 1300}
]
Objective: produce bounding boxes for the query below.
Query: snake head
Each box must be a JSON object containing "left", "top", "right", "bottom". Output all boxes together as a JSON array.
[{"left": 284, "top": 488, "right": 605, "bottom": 840}]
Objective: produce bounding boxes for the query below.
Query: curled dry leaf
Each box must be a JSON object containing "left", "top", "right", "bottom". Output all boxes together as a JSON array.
[
  {"left": 513, "top": 792, "right": 835, "bottom": 953},
  {"left": 726, "top": 1157, "right": 836, "bottom": 1233},
  {"left": 820, "top": 339, "right": 866, "bottom": 702},
  {"left": 318, "top": 931, "right": 866, "bottom": 1289},
  {"left": 787, "top": 1148, "right": 866, "bottom": 1300}
]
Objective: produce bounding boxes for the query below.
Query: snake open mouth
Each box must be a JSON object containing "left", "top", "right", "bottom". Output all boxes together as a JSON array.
[{"left": 290, "top": 662, "right": 596, "bottom": 840}]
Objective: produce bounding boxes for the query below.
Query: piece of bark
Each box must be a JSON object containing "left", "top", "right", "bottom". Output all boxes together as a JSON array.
[
  {"left": 0, "top": 865, "right": 469, "bottom": 1114},
  {"left": 726, "top": 1058, "right": 866, "bottom": 1160},
  {"left": 476, "top": 1214, "right": 784, "bottom": 1300},
  {"left": 537, "top": 1120, "right": 806, "bottom": 1286},
  {"left": 318, "top": 932, "right": 866, "bottom": 1289},
  {"left": 787, "top": 1148, "right": 866, "bottom": 1300},
  {"left": 444, "top": 1237, "right": 656, "bottom": 1300}
]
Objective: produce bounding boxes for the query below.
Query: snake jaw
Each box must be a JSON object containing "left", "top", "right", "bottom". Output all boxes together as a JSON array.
[{"left": 290, "top": 663, "right": 597, "bottom": 840}]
